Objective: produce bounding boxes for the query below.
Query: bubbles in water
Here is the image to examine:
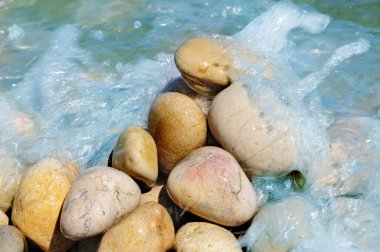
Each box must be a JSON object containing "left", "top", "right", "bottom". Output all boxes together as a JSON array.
[
  {"left": 133, "top": 21, "right": 142, "bottom": 29},
  {"left": 7, "top": 24, "right": 25, "bottom": 40}
]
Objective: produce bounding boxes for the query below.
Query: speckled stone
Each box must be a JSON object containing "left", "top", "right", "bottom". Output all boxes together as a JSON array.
[
  {"left": 98, "top": 202, "right": 175, "bottom": 252},
  {"left": 112, "top": 127, "right": 158, "bottom": 187},
  {"left": 148, "top": 92, "right": 207, "bottom": 172},
  {"left": 60, "top": 166, "right": 141, "bottom": 240},
  {"left": 175, "top": 222, "right": 242, "bottom": 252},
  {"left": 167, "top": 146, "right": 258, "bottom": 227},
  {"left": 11, "top": 157, "right": 79, "bottom": 252}
]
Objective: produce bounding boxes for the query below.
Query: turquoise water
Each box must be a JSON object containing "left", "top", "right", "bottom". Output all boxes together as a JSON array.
[{"left": 1, "top": 0, "right": 380, "bottom": 251}]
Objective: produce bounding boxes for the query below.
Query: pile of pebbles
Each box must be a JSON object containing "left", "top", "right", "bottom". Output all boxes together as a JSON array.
[{"left": 0, "top": 37, "right": 261, "bottom": 252}]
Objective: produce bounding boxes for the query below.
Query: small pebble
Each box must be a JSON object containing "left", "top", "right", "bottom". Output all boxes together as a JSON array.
[
  {"left": 175, "top": 37, "right": 233, "bottom": 97},
  {"left": 148, "top": 92, "right": 207, "bottom": 172},
  {"left": 11, "top": 157, "right": 79, "bottom": 252},
  {"left": 0, "top": 209, "right": 8, "bottom": 226},
  {"left": 112, "top": 127, "right": 158, "bottom": 187},
  {"left": 167, "top": 146, "right": 258, "bottom": 226},
  {"left": 175, "top": 222, "right": 242, "bottom": 252},
  {"left": 60, "top": 166, "right": 141, "bottom": 240},
  {"left": 0, "top": 225, "right": 27, "bottom": 252},
  {"left": 98, "top": 202, "right": 175, "bottom": 252}
]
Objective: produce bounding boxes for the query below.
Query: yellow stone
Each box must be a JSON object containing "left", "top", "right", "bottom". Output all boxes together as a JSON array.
[
  {"left": 11, "top": 158, "right": 79, "bottom": 252},
  {"left": 148, "top": 92, "right": 207, "bottom": 173},
  {"left": 175, "top": 222, "right": 242, "bottom": 252},
  {"left": 112, "top": 127, "right": 158, "bottom": 187},
  {"left": 175, "top": 37, "right": 233, "bottom": 97},
  {"left": 98, "top": 202, "right": 175, "bottom": 252}
]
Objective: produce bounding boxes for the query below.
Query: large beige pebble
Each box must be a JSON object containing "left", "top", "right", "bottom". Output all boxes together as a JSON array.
[
  {"left": 167, "top": 146, "right": 257, "bottom": 227},
  {"left": 12, "top": 157, "right": 79, "bottom": 252},
  {"left": 60, "top": 166, "right": 141, "bottom": 240},
  {"left": 98, "top": 202, "right": 175, "bottom": 252},
  {"left": 148, "top": 92, "right": 207, "bottom": 172},
  {"left": 175, "top": 37, "right": 233, "bottom": 97},
  {"left": 208, "top": 83, "right": 297, "bottom": 177},
  {"left": 0, "top": 157, "right": 24, "bottom": 212},
  {"left": 175, "top": 222, "right": 242, "bottom": 252},
  {"left": 0, "top": 210, "right": 8, "bottom": 226},
  {"left": 0, "top": 225, "right": 27, "bottom": 252},
  {"left": 309, "top": 116, "right": 380, "bottom": 197},
  {"left": 112, "top": 127, "right": 158, "bottom": 187}
]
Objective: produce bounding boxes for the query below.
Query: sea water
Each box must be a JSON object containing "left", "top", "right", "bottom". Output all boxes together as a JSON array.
[{"left": 1, "top": 0, "right": 379, "bottom": 251}]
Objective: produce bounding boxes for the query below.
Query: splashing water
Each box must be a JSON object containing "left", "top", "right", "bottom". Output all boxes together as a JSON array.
[{"left": 1, "top": 0, "right": 379, "bottom": 251}]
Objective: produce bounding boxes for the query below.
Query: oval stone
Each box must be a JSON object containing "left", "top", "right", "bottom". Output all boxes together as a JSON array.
[
  {"left": 11, "top": 157, "right": 79, "bottom": 252},
  {"left": 208, "top": 84, "right": 297, "bottom": 177},
  {"left": 175, "top": 222, "right": 242, "bottom": 252},
  {"left": 175, "top": 37, "right": 233, "bottom": 97},
  {"left": 60, "top": 166, "right": 141, "bottom": 240},
  {"left": 0, "top": 210, "right": 8, "bottom": 226},
  {"left": 0, "top": 225, "right": 27, "bottom": 252},
  {"left": 148, "top": 92, "right": 207, "bottom": 172},
  {"left": 167, "top": 146, "right": 258, "bottom": 227},
  {"left": 0, "top": 157, "right": 24, "bottom": 212},
  {"left": 98, "top": 202, "right": 175, "bottom": 252},
  {"left": 112, "top": 127, "right": 158, "bottom": 187}
]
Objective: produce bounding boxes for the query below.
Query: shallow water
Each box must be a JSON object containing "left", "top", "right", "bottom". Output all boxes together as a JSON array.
[{"left": 1, "top": 0, "right": 380, "bottom": 251}]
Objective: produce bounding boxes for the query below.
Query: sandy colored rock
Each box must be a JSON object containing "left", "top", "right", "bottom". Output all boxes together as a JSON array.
[
  {"left": 140, "top": 185, "right": 164, "bottom": 205},
  {"left": 11, "top": 158, "right": 79, "bottom": 252},
  {"left": 0, "top": 157, "right": 24, "bottom": 212},
  {"left": 0, "top": 210, "right": 8, "bottom": 226},
  {"left": 175, "top": 37, "right": 233, "bottom": 97},
  {"left": 175, "top": 222, "right": 242, "bottom": 252},
  {"left": 98, "top": 202, "right": 175, "bottom": 252},
  {"left": 208, "top": 83, "right": 297, "bottom": 177},
  {"left": 0, "top": 225, "right": 27, "bottom": 252},
  {"left": 148, "top": 92, "right": 207, "bottom": 172},
  {"left": 112, "top": 127, "right": 158, "bottom": 187},
  {"left": 60, "top": 166, "right": 141, "bottom": 240},
  {"left": 167, "top": 146, "right": 257, "bottom": 227}
]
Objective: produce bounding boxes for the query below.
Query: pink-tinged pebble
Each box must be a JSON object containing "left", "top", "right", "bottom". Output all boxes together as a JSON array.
[{"left": 167, "top": 146, "right": 258, "bottom": 227}]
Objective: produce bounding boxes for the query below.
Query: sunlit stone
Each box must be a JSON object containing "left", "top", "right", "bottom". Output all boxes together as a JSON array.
[
  {"left": 60, "top": 166, "right": 141, "bottom": 240},
  {"left": 12, "top": 157, "right": 79, "bottom": 252},
  {"left": 98, "top": 202, "right": 175, "bottom": 252},
  {"left": 167, "top": 146, "right": 257, "bottom": 226},
  {"left": 175, "top": 222, "right": 242, "bottom": 252},
  {"left": 112, "top": 127, "right": 158, "bottom": 187},
  {"left": 148, "top": 92, "right": 207, "bottom": 173}
]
